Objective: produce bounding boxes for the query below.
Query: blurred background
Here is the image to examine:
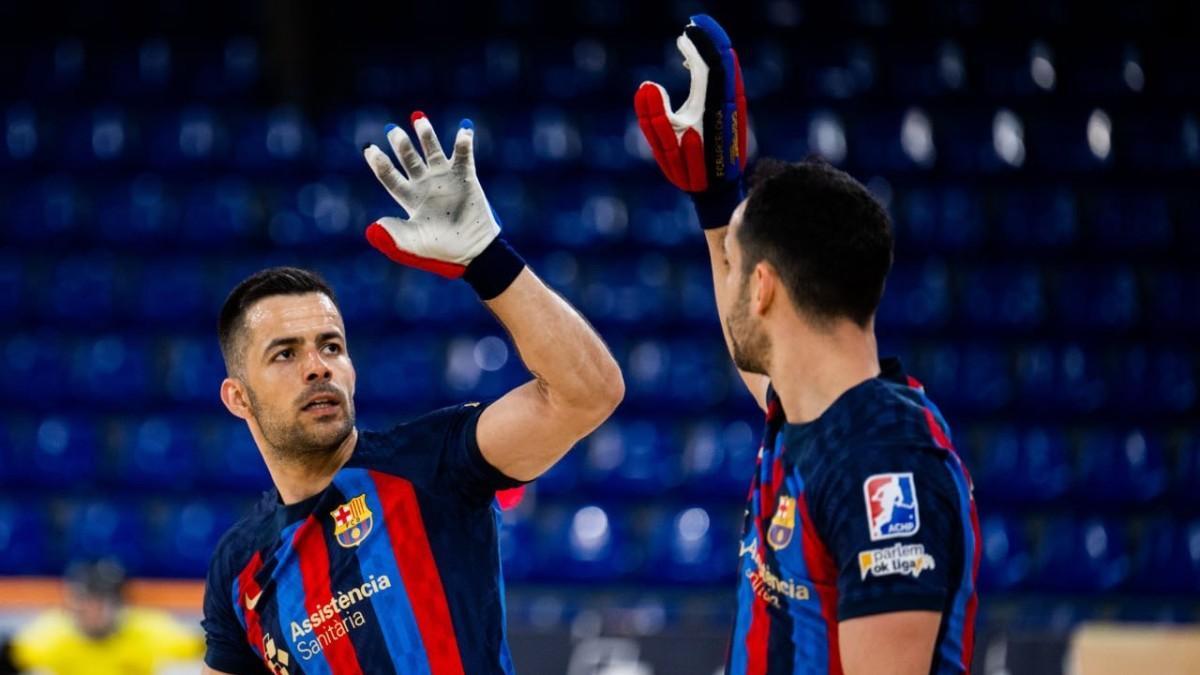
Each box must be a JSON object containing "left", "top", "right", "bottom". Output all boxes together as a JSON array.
[{"left": 0, "top": 0, "right": 1197, "bottom": 673}]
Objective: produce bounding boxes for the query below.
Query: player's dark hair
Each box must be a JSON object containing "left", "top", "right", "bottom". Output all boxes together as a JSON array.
[
  {"left": 218, "top": 266, "right": 338, "bottom": 375},
  {"left": 738, "top": 157, "right": 893, "bottom": 327}
]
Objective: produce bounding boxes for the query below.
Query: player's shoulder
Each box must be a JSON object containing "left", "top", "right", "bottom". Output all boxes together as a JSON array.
[
  {"left": 349, "top": 401, "right": 487, "bottom": 468},
  {"left": 17, "top": 608, "right": 74, "bottom": 641},
  {"left": 121, "top": 607, "right": 188, "bottom": 635},
  {"left": 807, "top": 359, "right": 949, "bottom": 455}
]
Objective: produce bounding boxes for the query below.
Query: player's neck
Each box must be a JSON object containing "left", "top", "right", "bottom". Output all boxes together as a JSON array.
[
  {"left": 263, "top": 428, "right": 360, "bottom": 505},
  {"left": 767, "top": 315, "right": 880, "bottom": 425}
]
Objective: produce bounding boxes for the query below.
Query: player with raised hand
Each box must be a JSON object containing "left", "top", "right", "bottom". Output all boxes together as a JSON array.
[
  {"left": 636, "top": 16, "right": 980, "bottom": 675},
  {"left": 200, "top": 112, "right": 624, "bottom": 674}
]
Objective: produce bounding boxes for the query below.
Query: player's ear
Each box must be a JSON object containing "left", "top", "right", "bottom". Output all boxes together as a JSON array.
[
  {"left": 751, "top": 260, "right": 777, "bottom": 316},
  {"left": 220, "top": 377, "right": 252, "bottom": 421}
]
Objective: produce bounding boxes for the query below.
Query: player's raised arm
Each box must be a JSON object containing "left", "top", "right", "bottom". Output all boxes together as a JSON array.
[
  {"left": 362, "top": 113, "right": 623, "bottom": 482},
  {"left": 634, "top": 15, "right": 769, "bottom": 411}
]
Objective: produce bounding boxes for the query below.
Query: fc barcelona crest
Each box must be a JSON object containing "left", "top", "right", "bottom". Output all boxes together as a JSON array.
[
  {"left": 330, "top": 494, "right": 374, "bottom": 548},
  {"left": 767, "top": 495, "right": 795, "bottom": 550}
]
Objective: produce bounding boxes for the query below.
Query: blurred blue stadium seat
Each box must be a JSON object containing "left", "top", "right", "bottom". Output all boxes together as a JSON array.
[
  {"left": 679, "top": 419, "right": 760, "bottom": 500},
  {"left": 1074, "top": 429, "right": 1167, "bottom": 506},
  {"left": 641, "top": 505, "right": 738, "bottom": 584},
  {"left": 997, "top": 188, "right": 1078, "bottom": 249},
  {"left": 1032, "top": 518, "right": 1129, "bottom": 592},
  {"left": 146, "top": 499, "right": 238, "bottom": 577},
  {"left": 159, "top": 336, "right": 225, "bottom": 403},
  {"left": 198, "top": 417, "right": 272, "bottom": 491},
  {"left": 1129, "top": 518, "right": 1200, "bottom": 593},
  {"left": 61, "top": 499, "right": 147, "bottom": 572},
  {"left": 69, "top": 335, "right": 151, "bottom": 403},
  {"left": 180, "top": 179, "right": 258, "bottom": 244},
  {"left": 534, "top": 504, "right": 636, "bottom": 582},
  {"left": 230, "top": 107, "right": 313, "bottom": 169},
  {"left": 1052, "top": 344, "right": 1110, "bottom": 413},
  {"left": 1145, "top": 271, "right": 1200, "bottom": 334},
  {"left": 974, "top": 426, "right": 1070, "bottom": 504},
  {"left": 581, "top": 420, "right": 681, "bottom": 497},
  {"left": 895, "top": 187, "right": 985, "bottom": 251},
  {"left": 0, "top": 256, "right": 22, "bottom": 317},
  {"left": 18, "top": 415, "right": 100, "bottom": 488},
  {"left": 355, "top": 335, "right": 444, "bottom": 406},
  {"left": 134, "top": 259, "right": 208, "bottom": 322},
  {"left": 1169, "top": 433, "right": 1200, "bottom": 507},
  {"left": 957, "top": 345, "right": 1014, "bottom": 412},
  {"left": 2, "top": 333, "right": 70, "bottom": 403},
  {"left": 959, "top": 266, "right": 1044, "bottom": 330},
  {"left": 109, "top": 416, "right": 200, "bottom": 491},
  {"left": 0, "top": 499, "right": 50, "bottom": 574},
  {"left": 42, "top": 255, "right": 117, "bottom": 322},
  {"left": 978, "top": 514, "right": 1032, "bottom": 591},
  {"left": 876, "top": 260, "right": 951, "bottom": 330},
  {"left": 4, "top": 177, "right": 83, "bottom": 243},
  {"left": 1088, "top": 191, "right": 1172, "bottom": 250},
  {"left": 1051, "top": 267, "right": 1140, "bottom": 330}
]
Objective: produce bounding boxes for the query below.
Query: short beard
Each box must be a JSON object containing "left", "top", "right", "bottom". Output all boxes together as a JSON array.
[
  {"left": 726, "top": 278, "right": 771, "bottom": 375},
  {"left": 245, "top": 383, "right": 355, "bottom": 468}
]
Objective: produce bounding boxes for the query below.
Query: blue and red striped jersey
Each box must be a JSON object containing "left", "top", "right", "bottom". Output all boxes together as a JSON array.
[
  {"left": 202, "top": 402, "right": 526, "bottom": 675},
  {"left": 727, "top": 358, "right": 981, "bottom": 675}
]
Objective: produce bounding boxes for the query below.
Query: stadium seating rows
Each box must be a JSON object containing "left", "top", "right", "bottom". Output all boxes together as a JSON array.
[
  {"left": 1, "top": 15, "right": 1197, "bottom": 631},
  {"left": 2, "top": 492, "right": 1199, "bottom": 596}
]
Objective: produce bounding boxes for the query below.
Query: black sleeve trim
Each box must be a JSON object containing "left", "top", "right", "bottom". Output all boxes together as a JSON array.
[
  {"left": 462, "top": 402, "right": 533, "bottom": 491},
  {"left": 838, "top": 593, "right": 947, "bottom": 622}
]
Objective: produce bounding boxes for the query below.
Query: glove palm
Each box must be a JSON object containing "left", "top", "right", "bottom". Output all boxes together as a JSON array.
[{"left": 363, "top": 113, "right": 500, "bottom": 278}]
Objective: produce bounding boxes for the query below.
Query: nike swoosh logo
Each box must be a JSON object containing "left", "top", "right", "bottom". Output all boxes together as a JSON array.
[{"left": 245, "top": 590, "right": 264, "bottom": 610}]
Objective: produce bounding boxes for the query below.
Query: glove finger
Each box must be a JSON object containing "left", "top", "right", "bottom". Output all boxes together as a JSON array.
[
  {"left": 650, "top": 113, "right": 691, "bottom": 190},
  {"left": 450, "top": 120, "right": 475, "bottom": 172},
  {"left": 680, "top": 127, "right": 707, "bottom": 192},
  {"left": 635, "top": 82, "right": 688, "bottom": 189},
  {"left": 386, "top": 124, "right": 426, "bottom": 180},
  {"left": 684, "top": 23, "right": 733, "bottom": 184},
  {"left": 732, "top": 49, "right": 749, "bottom": 172},
  {"left": 411, "top": 112, "right": 448, "bottom": 167},
  {"left": 687, "top": 14, "right": 733, "bottom": 53},
  {"left": 363, "top": 144, "right": 414, "bottom": 206},
  {"left": 673, "top": 33, "right": 709, "bottom": 130}
]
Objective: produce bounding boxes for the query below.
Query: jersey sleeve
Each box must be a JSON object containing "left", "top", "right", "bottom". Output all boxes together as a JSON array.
[
  {"left": 367, "top": 402, "right": 529, "bottom": 505},
  {"left": 201, "top": 544, "right": 267, "bottom": 674},
  {"left": 809, "top": 444, "right": 960, "bottom": 621}
]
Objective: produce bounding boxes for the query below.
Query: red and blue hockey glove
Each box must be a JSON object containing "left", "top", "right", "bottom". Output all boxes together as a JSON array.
[
  {"left": 363, "top": 112, "right": 524, "bottom": 300},
  {"left": 635, "top": 14, "right": 749, "bottom": 229}
]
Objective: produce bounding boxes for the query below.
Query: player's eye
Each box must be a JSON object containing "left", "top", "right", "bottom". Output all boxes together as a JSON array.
[
  {"left": 272, "top": 349, "right": 293, "bottom": 361},
  {"left": 323, "top": 343, "right": 342, "bottom": 355}
]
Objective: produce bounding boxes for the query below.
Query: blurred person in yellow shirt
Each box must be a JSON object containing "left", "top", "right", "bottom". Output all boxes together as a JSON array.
[{"left": 0, "top": 559, "right": 202, "bottom": 675}]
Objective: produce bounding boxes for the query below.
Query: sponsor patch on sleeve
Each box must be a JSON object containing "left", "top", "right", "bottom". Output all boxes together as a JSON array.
[
  {"left": 863, "top": 472, "right": 920, "bottom": 540},
  {"left": 858, "top": 543, "right": 936, "bottom": 581}
]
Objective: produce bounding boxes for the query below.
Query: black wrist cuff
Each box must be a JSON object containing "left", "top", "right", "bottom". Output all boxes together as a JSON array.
[
  {"left": 690, "top": 183, "right": 745, "bottom": 230},
  {"left": 464, "top": 237, "right": 526, "bottom": 300}
]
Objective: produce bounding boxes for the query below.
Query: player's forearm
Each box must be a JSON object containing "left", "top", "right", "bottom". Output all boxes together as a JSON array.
[{"left": 484, "top": 268, "right": 624, "bottom": 422}]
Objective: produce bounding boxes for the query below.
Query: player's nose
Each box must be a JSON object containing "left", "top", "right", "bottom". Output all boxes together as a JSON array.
[{"left": 302, "top": 349, "right": 333, "bottom": 382}]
